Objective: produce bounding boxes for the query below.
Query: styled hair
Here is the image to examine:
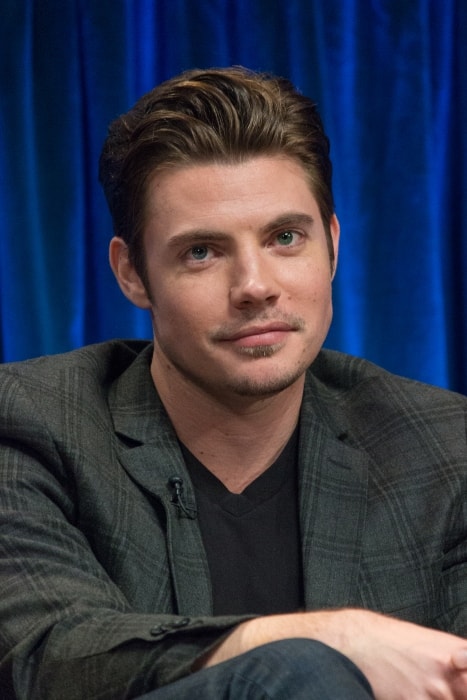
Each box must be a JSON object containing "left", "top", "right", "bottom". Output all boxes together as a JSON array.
[{"left": 99, "top": 66, "right": 335, "bottom": 280}]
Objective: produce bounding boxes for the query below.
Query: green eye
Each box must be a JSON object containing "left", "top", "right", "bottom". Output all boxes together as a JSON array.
[{"left": 277, "top": 231, "right": 295, "bottom": 245}]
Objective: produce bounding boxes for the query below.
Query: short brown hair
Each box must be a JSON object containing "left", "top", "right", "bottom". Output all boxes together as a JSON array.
[{"left": 99, "top": 66, "right": 335, "bottom": 280}]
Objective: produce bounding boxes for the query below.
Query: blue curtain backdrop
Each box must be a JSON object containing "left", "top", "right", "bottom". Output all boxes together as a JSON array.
[{"left": 1, "top": 0, "right": 466, "bottom": 393}]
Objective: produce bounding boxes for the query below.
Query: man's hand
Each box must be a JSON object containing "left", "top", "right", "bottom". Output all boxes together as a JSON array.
[{"left": 201, "top": 609, "right": 467, "bottom": 699}]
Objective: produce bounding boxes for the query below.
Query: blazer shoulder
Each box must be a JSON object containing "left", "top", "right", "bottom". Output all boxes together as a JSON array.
[
  {"left": 0, "top": 340, "right": 154, "bottom": 440},
  {"left": 307, "top": 350, "right": 467, "bottom": 447},
  {"left": 310, "top": 349, "right": 467, "bottom": 407},
  {"left": 305, "top": 351, "right": 467, "bottom": 481},
  {"left": 0, "top": 339, "right": 152, "bottom": 388}
]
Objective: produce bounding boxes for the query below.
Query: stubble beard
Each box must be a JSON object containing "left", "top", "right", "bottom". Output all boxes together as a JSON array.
[
  {"left": 166, "top": 342, "right": 309, "bottom": 400},
  {"left": 209, "top": 313, "right": 308, "bottom": 397},
  {"left": 154, "top": 312, "right": 311, "bottom": 400},
  {"left": 226, "top": 363, "right": 307, "bottom": 397},
  {"left": 154, "top": 312, "right": 313, "bottom": 405}
]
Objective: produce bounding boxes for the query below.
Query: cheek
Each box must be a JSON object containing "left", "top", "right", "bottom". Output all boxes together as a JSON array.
[
  {"left": 151, "top": 283, "right": 219, "bottom": 334},
  {"left": 288, "top": 261, "right": 332, "bottom": 300}
]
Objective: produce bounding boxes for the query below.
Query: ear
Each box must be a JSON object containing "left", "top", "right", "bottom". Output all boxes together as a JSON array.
[
  {"left": 330, "top": 214, "right": 340, "bottom": 280},
  {"left": 109, "top": 237, "right": 152, "bottom": 309}
]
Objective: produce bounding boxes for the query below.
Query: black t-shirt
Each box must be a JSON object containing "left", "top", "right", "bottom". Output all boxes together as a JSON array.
[{"left": 180, "top": 428, "right": 304, "bottom": 615}]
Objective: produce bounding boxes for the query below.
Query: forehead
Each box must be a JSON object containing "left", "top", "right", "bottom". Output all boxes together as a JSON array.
[{"left": 145, "top": 156, "right": 321, "bottom": 230}]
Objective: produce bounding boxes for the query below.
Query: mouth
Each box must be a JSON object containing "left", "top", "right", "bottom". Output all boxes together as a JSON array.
[{"left": 219, "top": 322, "right": 298, "bottom": 348}]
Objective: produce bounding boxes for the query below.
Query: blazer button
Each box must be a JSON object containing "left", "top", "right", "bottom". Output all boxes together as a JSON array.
[
  {"left": 172, "top": 617, "right": 190, "bottom": 628},
  {"left": 150, "top": 625, "right": 169, "bottom": 636}
]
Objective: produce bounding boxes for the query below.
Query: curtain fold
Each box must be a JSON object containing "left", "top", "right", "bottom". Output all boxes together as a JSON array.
[{"left": 1, "top": 0, "right": 466, "bottom": 392}]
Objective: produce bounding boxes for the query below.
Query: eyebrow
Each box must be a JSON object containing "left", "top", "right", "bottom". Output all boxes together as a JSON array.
[
  {"left": 166, "top": 230, "right": 230, "bottom": 248},
  {"left": 166, "top": 212, "right": 315, "bottom": 248},
  {"left": 259, "top": 212, "right": 315, "bottom": 234}
]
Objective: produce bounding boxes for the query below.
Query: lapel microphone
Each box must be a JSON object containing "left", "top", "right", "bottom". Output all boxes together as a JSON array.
[{"left": 168, "top": 476, "right": 197, "bottom": 519}]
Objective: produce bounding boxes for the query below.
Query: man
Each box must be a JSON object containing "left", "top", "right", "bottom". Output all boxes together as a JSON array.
[{"left": 0, "top": 67, "right": 466, "bottom": 699}]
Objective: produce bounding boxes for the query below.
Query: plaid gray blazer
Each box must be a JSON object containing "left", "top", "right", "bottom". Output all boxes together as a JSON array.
[{"left": 0, "top": 340, "right": 466, "bottom": 699}]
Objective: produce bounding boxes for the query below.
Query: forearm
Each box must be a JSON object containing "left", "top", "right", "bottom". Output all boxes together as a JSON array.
[
  {"left": 202, "top": 608, "right": 467, "bottom": 700},
  {"left": 201, "top": 608, "right": 353, "bottom": 668}
]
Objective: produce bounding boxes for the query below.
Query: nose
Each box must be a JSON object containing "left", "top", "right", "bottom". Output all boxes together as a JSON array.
[{"left": 229, "top": 250, "right": 281, "bottom": 309}]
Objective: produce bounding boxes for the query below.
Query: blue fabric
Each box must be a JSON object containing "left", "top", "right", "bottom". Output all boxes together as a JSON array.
[
  {"left": 1, "top": 1, "right": 466, "bottom": 392},
  {"left": 136, "top": 639, "right": 374, "bottom": 699}
]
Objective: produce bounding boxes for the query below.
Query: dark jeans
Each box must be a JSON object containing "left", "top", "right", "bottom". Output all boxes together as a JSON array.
[{"left": 137, "top": 638, "right": 375, "bottom": 699}]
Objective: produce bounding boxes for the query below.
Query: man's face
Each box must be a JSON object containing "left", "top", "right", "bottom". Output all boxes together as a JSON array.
[{"left": 137, "top": 156, "right": 339, "bottom": 402}]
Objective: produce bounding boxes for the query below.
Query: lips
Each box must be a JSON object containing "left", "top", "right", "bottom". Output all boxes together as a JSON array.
[
  {"left": 225, "top": 322, "right": 294, "bottom": 341},
  {"left": 219, "top": 322, "right": 296, "bottom": 348}
]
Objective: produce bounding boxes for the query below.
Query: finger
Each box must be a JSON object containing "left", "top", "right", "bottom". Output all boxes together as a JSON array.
[{"left": 451, "top": 649, "right": 467, "bottom": 671}]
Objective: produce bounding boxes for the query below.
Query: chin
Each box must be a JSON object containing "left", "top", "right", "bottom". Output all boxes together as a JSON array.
[{"left": 225, "top": 367, "right": 306, "bottom": 398}]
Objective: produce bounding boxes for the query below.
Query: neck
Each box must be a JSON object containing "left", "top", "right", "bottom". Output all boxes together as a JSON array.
[{"left": 150, "top": 358, "right": 305, "bottom": 493}]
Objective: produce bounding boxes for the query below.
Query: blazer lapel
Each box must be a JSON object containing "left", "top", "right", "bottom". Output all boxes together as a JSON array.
[
  {"left": 299, "top": 373, "right": 369, "bottom": 609},
  {"left": 108, "top": 346, "right": 213, "bottom": 615}
]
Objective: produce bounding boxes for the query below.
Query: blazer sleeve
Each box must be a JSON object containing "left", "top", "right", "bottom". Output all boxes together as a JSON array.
[
  {"left": 435, "top": 408, "right": 467, "bottom": 637},
  {"left": 0, "top": 369, "right": 249, "bottom": 700}
]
